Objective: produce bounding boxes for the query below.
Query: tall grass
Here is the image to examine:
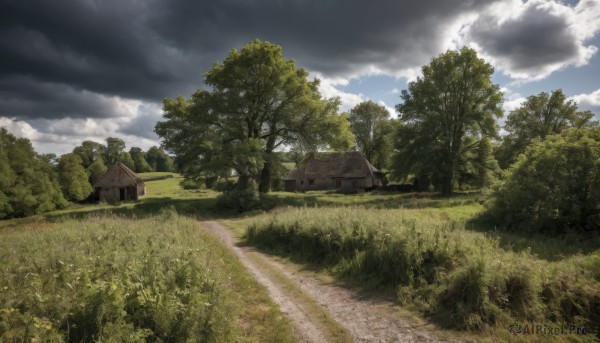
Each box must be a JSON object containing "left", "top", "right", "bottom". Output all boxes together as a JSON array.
[
  {"left": 246, "top": 207, "right": 600, "bottom": 340},
  {"left": 0, "top": 209, "right": 262, "bottom": 342}
]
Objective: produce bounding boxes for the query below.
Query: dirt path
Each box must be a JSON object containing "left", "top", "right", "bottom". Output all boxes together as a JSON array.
[{"left": 200, "top": 220, "right": 461, "bottom": 343}]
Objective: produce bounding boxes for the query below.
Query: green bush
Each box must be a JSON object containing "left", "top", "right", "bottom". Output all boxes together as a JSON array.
[
  {"left": 216, "top": 181, "right": 277, "bottom": 212},
  {"left": 179, "top": 178, "right": 203, "bottom": 190},
  {"left": 485, "top": 128, "right": 600, "bottom": 234}
]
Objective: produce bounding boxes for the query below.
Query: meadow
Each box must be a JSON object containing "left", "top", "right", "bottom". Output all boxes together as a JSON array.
[
  {"left": 243, "top": 202, "right": 600, "bottom": 342},
  {"left": 0, "top": 175, "right": 295, "bottom": 342},
  {"left": 2, "top": 173, "right": 599, "bottom": 342}
]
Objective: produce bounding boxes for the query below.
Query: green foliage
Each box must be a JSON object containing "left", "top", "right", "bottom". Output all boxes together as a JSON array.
[
  {"left": 129, "top": 147, "right": 153, "bottom": 173},
  {"left": 485, "top": 128, "right": 600, "bottom": 234},
  {"left": 216, "top": 180, "right": 277, "bottom": 212},
  {"left": 87, "top": 157, "right": 108, "bottom": 186},
  {"left": 73, "top": 140, "right": 105, "bottom": 169},
  {"left": 395, "top": 47, "right": 503, "bottom": 195},
  {"left": 118, "top": 152, "right": 135, "bottom": 170},
  {"left": 0, "top": 128, "right": 68, "bottom": 219},
  {"left": 0, "top": 214, "right": 235, "bottom": 342},
  {"left": 104, "top": 137, "right": 126, "bottom": 166},
  {"left": 179, "top": 178, "right": 203, "bottom": 190},
  {"left": 497, "top": 89, "right": 598, "bottom": 169},
  {"left": 348, "top": 101, "right": 395, "bottom": 169},
  {"left": 58, "top": 153, "right": 93, "bottom": 202},
  {"left": 245, "top": 207, "right": 600, "bottom": 334},
  {"left": 156, "top": 39, "right": 354, "bottom": 193},
  {"left": 145, "top": 146, "right": 174, "bottom": 172}
]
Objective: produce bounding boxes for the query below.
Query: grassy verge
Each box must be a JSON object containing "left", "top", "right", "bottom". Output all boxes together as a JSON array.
[
  {"left": 0, "top": 210, "right": 295, "bottom": 342},
  {"left": 244, "top": 207, "right": 600, "bottom": 342}
]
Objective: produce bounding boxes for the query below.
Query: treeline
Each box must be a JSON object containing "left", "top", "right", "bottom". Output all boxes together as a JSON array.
[
  {"left": 0, "top": 130, "right": 174, "bottom": 219},
  {"left": 70, "top": 137, "right": 175, "bottom": 185}
]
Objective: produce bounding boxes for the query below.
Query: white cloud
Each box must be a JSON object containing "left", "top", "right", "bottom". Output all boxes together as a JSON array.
[
  {"left": 377, "top": 100, "right": 397, "bottom": 119},
  {"left": 314, "top": 73, "right": 365, "bottom": 112},
  {"left": 570, "top": 88, "right": 600, "bottom": 117},
  {"left": 0, "top": 98, "right": 164, "bottom": 155}
]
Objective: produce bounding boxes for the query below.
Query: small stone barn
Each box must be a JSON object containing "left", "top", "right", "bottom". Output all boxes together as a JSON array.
[
  {"left": 93, "top": 162, "right": 146, "bottom": 201},
  {"left": 284, "top": 151, "right": 385, "bottom": 193}
]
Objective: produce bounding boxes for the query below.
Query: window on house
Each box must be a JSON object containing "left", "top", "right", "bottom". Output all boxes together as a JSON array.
[
  {"left": 352, "top": 180, "right": 360, "bottom": 189},
  {"left": 335, "top": 179, "right": 341, "bottom": 188},
  {"left": 300, "top": 180, "right": 304, "bottom": 185},
  {"left": 309, "top": 180, "right": 314, "bottom": 187}
]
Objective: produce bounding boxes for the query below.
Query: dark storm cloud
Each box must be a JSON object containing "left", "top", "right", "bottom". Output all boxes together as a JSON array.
[
  {"left": 0, "top": 0, "right": 501, "bottom": 121},
  {"left": 0, "top": 76, "right": 129, "bottom": 119},
  {"left": 466, "top": 1, "right": 587, "bottom": 76},
  {"left": 149, "top": 0, "right": 500, "bottom": 76}
]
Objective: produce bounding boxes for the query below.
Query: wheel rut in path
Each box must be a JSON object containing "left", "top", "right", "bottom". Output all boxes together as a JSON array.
[{"left": 200, "top": 220, "right": 462, "bottom": 343}]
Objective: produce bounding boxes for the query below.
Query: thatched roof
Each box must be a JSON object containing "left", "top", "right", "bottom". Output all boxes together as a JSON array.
[
  {"left": 285, "top": 151, "right": 383, "bottom": 180},
  {"left": 94, "top": 162, "right": 144, "bottom": 188}
]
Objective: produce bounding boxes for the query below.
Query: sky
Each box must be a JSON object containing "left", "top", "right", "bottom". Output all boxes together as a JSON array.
[{"left": 1, "top": 0, "right": 599, "bottom": 155}]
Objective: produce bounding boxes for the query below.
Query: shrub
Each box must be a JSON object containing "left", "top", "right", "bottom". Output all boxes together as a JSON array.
[
  {"left": 485, "top": 128, "right": 600, "bottom": 234},
  {"left": 179, "top": 178, "right": 203, "bottom": 190},
  {"left": 216, "top": 181, "right": 277, "bottom": 212}
]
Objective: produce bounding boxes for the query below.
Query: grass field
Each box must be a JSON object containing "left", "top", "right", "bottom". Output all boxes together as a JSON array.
[
  {"left": 0, "top": 210, "right": 295, "bottom": 342},
  {"left": 2, "top": 174, "right": 599, "bottom": 342},
  {"left": 244, "top": 205, "right": 600, "bottom": 342}
]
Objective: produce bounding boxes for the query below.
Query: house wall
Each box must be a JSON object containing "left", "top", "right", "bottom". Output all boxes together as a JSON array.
[
  {"left": 137, "top": 184, "right": 146, "bottom": 196},
  {"left": 96, "top": 185, "right": 144, "bottom": 202},
  {"left": 289, "top": 177, "right": 372, "bottom": 193}
]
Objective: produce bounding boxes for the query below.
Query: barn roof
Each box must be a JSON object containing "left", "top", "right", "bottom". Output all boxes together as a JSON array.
[
  {"left": 285, "top": 151, "right": 383, "bottom": 180},
  {"left": 93, "top": 162, "right": 144, "bottom": 188}
]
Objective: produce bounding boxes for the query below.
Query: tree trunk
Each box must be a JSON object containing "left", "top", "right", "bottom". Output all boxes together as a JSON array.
[
  {"left": 258, "top": 161, "right": 271, "bottom": 193},
  {"left": 441, "top": 175, "right": 453, "bottom": 196},
  {"left": 259, "top": 136, "right": 276, "bottom": 193},
  {"left": 237, "top": 174, "right": 250, "bottom": 191}
]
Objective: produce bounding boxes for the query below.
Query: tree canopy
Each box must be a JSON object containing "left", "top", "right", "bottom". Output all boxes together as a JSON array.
[
  {"left": 73, "top": 140, "right": 104, "bottom": 169},
  {"left": 0, "top": 128, "right": 67, "bottom": 218},
  {"left": 394, "top": 47, "right": 503, "bottom": 195},
  {"left": 104, "top": 137, "right": 126, "bottom": 166},
  {"left": 485, "top": 128, "right": 600, "bottom": 233},
  {"left": 145, "top": 146, "right": 174, "bottom": 172},
  {"left": 348, "top": 101, "right": 396, "bottom": 170},
  {"left": 129, "top": 147, "right": 153, "bottom": 173},
  {"left": 156, "top": 39, "right": 354, "bottom": 193},
  {"left": 496, "top": 89, "right": 597, "bottom": 168},
  {"left": 58, "top": 153, "right": 93, "bottom": 202}
]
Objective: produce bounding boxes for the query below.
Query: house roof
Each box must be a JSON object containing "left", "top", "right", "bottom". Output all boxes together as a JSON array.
[
  {"left": 285, "top": 151, "right": 383, "bottom": 180},
  {"left": 93, "top": 162, "right": 145, "bottom": 188}
]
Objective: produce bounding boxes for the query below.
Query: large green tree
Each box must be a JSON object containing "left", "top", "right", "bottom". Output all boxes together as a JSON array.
[
  {"left": 486, "top": 128, "right": 600, "bottom": 233},
  {"left": 73, "top": 140, "right": 105, "bottom": 168},
  {"left": 118, "top": 152, "right": 135, "bottom": 170},
  {"left": 129, "top": 147, "right": 153, "bottom": 172},
  {"left": 87, "top": 157, "right": 108, "bottom": 185},
  {"left": 395, "top": 47, "right": 503, "bottom": 195},
  {"left": 58, "top": 153, "right": 93, "bottom": 202},
  {"left": 496, "top": 89, "right": 597, "bottom": 169},
  {"left": 145, "top": 146, "right": 174, "bottom": 172},
  {"left": 348, "top": 101, "right": 396, "bottom": 170},
  {"left": 156, "top": 39, "right": 354, "bottom": 193},
  {"left": 0, "top": 128, "right": 67, "bottom": 218},
  {"left": 104, "top": 137, "right": 126, "bottom": 166}
]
